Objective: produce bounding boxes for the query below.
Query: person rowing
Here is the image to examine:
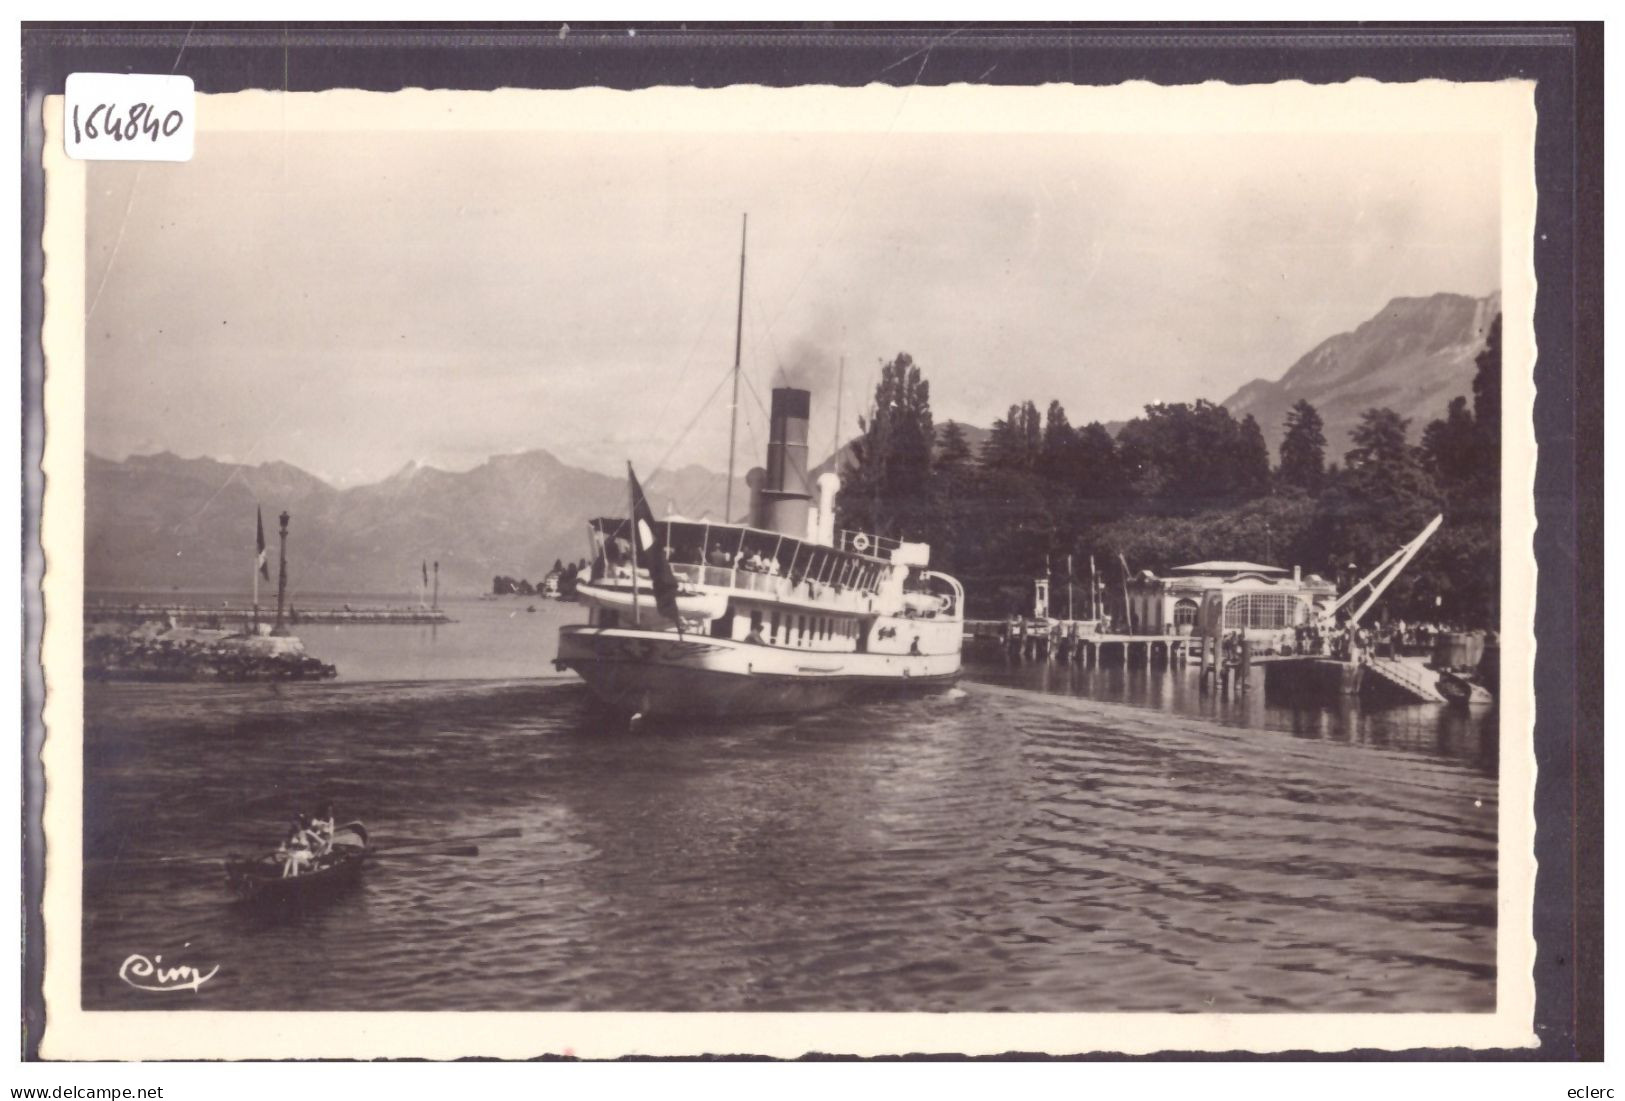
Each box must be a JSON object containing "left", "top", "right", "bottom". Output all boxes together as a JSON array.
[
  {"left": 276, "top": 815, "right": 317, "bottom": 878},
  {"left": 310, "top": 803, "right": 337, "bottom": 855}
]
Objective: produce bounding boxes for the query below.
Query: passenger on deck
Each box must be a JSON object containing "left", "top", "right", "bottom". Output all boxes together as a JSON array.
[
  {"left": 707, "top": 545, "right": 728, "bottom": 567},
  {"left": 745, "top": 620, "right": 767, "bottom": 646}
]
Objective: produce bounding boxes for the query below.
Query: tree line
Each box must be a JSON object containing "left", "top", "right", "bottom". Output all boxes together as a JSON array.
[
  {"left": 836, "top": 317, "right": 1502, "bottom": 625},
  {"left": 492, "top": 557, "right": 589, "bottom": 597}
]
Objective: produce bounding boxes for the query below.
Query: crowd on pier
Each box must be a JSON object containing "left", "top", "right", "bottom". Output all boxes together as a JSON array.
[{"left": 1001, "top": 615, "right": 1492, "bottom": 666}]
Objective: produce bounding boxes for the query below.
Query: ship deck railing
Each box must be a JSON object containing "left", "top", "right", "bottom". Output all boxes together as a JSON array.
[{"left": 600, "top": 562, "right": 959, "bottom": 620}]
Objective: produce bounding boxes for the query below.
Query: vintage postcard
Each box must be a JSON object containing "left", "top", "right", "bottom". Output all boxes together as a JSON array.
[{"left": 36, "top": 78, "right": 1538, "bottom": 1058}]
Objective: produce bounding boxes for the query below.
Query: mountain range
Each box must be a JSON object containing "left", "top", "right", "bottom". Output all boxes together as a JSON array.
[
  {"left": 1220, "top": 291, "right": 1500, "bottom": 457},
  {"left": 86, "top": 290, "right": 1499, "bottom": 594},
  {"left": 86, "top": 450, "right": 745, "bottom": 595}
]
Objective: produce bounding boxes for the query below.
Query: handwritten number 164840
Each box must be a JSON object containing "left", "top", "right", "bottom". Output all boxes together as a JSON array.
[{"left": 71, "top": 101, "right": 184, "bottom": 145}]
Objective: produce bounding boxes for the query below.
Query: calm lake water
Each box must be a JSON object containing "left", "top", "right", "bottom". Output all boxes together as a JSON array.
[{"left": 81, "top": 597, "right": 1497, "bottom": 1012}]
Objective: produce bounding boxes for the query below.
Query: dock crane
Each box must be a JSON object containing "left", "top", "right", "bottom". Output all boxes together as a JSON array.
[{"left": 1317, "top": 514, "right": 1444, "bottom": 628}]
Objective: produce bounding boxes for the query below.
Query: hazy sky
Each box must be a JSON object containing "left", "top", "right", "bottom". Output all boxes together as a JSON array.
[{"left": 85, "top": 123, "right": 1499, "bottom": 488}]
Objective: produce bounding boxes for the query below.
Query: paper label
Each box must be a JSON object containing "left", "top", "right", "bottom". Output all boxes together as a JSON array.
[{"left": 64, "top": 73, "right": 195, "bottom": 161}]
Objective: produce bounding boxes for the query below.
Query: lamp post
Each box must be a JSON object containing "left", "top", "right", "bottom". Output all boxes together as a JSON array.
[{"left": 271, "top": 510, "right": 291, "bottom": 636}]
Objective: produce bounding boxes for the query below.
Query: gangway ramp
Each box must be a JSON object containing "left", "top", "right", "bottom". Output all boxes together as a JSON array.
[{"left": 1363, "top": 656, "right": 1449, "bottom": 703}]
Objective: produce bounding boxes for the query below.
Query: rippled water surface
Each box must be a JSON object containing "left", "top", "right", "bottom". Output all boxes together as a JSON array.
[{"left": 83, "top": 648, "right": 1497, "bottom": 1012}]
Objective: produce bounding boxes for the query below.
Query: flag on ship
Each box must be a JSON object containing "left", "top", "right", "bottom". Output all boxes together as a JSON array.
[
  {"left": 255, "top": 507, "right": 270, "bottom": 580},
  {"left": 627, "top": 462, "right": 680, "bottom": 624},
  {"left": 422, "top": 560, "right": 429, "bottom": 586}
]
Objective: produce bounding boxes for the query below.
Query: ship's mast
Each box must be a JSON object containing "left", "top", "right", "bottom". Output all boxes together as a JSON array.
[
  {"left": 833, "top": 354, "right": 845, "bottom": 465},
  {"left": 724, "top": 214, "right": 748, "bottom": 523}
]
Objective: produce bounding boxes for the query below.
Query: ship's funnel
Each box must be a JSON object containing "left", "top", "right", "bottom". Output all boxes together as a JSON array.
[
  {"left": 761, "top": 387, "right": 812, "bottom": 536},
  {"left": 766, "top": 388, "right": 811, "bottom": 495}
]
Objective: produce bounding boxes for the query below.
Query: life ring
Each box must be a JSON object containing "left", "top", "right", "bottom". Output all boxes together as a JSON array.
[{"left": 852, "top": 533, "right": 871, "bottom": 552}]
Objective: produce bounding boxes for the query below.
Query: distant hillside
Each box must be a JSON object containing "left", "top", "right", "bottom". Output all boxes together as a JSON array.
[
  {"left": 85, "top": 450, "right": 745, "bottom": 595},
  {"left": 1222, "top": 291, "right": 1500, "bottom": 458}
]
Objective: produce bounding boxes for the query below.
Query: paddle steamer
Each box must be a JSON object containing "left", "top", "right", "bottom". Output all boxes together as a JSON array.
[{"left": 556, "top": 385, "right": 964, "bottom": 718}]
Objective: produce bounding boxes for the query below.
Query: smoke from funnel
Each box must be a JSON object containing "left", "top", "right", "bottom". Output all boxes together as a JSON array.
[{"left": 775, "top": 335, "right": 840, "bottom": 395}]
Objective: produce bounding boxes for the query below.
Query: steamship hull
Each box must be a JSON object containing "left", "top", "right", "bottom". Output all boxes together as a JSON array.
[{"left": 556, "top": 625, "right": 961, "bottom": 718}]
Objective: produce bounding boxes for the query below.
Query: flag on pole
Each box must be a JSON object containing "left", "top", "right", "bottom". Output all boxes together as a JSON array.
[
  {"left": 422, "top": 560, "right": 429, "bottom": 587},
  {"left": 627, "top": 462, "right": 681, "bottom": 624},
  {"left": 1118, "top": 551, "right": 1133, "bottom": 633},
  {"left": 256, "top": 507, "right": 270, "bottom": 580}
]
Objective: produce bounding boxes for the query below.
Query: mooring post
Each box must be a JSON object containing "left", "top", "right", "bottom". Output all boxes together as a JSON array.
[{"left": 270, "top": 510, "right": 290, "bottom": 637}]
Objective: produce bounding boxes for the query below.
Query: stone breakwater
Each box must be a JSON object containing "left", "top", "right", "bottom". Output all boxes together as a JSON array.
[
  {"left": 84, "top": 624, "right": 337, "bottom": 683},
  {"left": 85, "top": 603, "right": 452, "bottom": 627}
]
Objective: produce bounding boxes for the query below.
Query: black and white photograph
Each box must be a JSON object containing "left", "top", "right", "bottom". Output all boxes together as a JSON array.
[{"left": 30, "top": 59, "right": 1560, "bottom": 1062}]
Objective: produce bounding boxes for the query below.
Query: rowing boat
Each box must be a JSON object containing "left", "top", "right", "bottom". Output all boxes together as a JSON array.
[{"left": 224, "top": 821, "right": 369, "bottom": 905}]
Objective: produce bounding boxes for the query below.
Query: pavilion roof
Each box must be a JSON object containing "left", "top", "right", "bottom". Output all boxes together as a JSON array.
[{"left": 1168, "top": 560, "right": 1288, "bottom": 576}]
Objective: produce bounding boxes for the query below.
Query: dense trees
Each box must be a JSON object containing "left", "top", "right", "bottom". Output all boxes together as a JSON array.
[
  {"left": 935, "top": 420, "right": 973, "bottom": 473},
  {"left": 841, "top": 353, "right": 935, "bottom": 538},
  {"left": 834, "top": 320, "right": 1502, "bottom": 625},
  {"left": 1237, "top": 415, "right": 1272, "bottom": 499},
  {"left": 1278, "top": 399, "right": 1327, "bottom": 493},
  {"left": 1471, "top": 315, "right": 1502, "bottom": 482},
  {"left": 982, "top": 401, "right": 1042, "bottom": 472},
  {"left": 1114, "top": 400, "right": 1272, "bottom": 507},
  {"left": 1421, "top": 397, "right": 1477, "bottom": 492},
  {"left": 1414, "top": 314, "right": 1501, "bottom": 626}
]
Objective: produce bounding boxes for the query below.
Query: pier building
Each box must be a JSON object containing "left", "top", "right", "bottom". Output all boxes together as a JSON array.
[{"left": 1123, "top": 560, "right": 1337, "bottom": 641}]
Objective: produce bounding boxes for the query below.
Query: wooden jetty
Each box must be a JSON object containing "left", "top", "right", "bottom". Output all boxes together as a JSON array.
[
  {"left": 966, "top": 620, "right": 1194, "bottom": 666},
  {"left": 968, "top": 619, "right": 1457, "bottom": 705}
]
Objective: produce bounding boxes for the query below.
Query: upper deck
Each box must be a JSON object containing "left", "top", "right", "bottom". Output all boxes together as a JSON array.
[{"left": 587, "top": 517, "right": 959, "bottom": 620}]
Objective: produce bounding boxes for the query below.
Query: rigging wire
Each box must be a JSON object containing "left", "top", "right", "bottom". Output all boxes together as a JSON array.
[
  {"left": 745, "top": 285, "right": 787, "bottom": 389},
  {"left": 739, "top": 362, "right": 773, "bottom": 422},
  {"left": 640, "top": 271, "right": 731, "bottom": 463},
  {"left": 644, "top": 362, "right": 735, "bottom": 492}
]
